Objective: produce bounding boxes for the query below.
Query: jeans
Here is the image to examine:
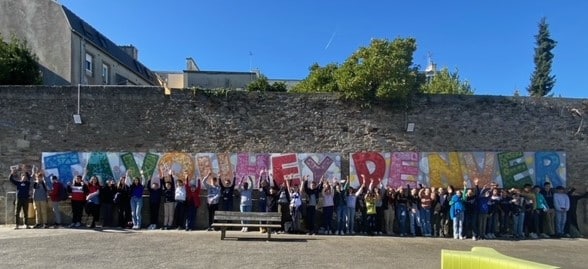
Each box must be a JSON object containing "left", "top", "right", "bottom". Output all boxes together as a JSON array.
[
  {"left": 51, "top": 200, "right": 62, "bottom": 225},
  {"left": 396, "top": 204, "right": 408, "bottom": 235},
  {"left": 513, "top": 212, "right": 525, "bottom": 237},
  {"left": 409, "top": 206, "right": 420, "bottom": 235},
  {"left": 15, "top": 198, "right": 29, "bottom": 226},
  {"left": 130, "top": 196, "right": 143, "bottom": 228},
  {"left": 453, "top": 212, "right": 464, "bottom": 239},
  {"left": 207, "top": 203, "right": 218, "bottom": 228},
  {"left": 322, "top": 206, "right": 334, "bottom": 232},
  {"left": 336, "top": 205, "right": 347, "bottom": 233},
  {"left": 555, "top": 210, "right": 567, "bottom": 235},
  {"left": 347, "top": 207, "right": 356, "bottom": 233},
  {"left": 186, "top": 204, "right": 197, "bottom": 230},
  {"left": 240, "top": 204, "right": 252, "bottom": 225},
  {"left": 477, "top": 213, "right": 488, "bottom": 238},
  {"left": 420, "top": 208, "right": 432, "bottom": 236}
]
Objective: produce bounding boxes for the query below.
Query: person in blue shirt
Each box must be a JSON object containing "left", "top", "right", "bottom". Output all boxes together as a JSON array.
[{"left": 9, "top": 167, "right": 31, "bottom": 229}]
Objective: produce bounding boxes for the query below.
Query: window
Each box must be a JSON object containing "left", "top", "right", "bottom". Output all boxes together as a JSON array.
[
  {"left": 102, "top": 63, "right": 110, "bottom": 84},
  {"left": 85, "top": 53, "right": 93, "bottom": 74}
]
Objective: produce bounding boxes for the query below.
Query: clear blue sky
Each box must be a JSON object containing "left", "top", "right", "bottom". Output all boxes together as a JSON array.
[{"left": 59, "top": 0, "right": 587, "bottom": 98}]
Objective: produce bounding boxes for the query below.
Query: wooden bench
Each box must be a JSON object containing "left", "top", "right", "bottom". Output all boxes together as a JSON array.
[{"left": 212, "top": 211, "right": 281, "bottom": 240}]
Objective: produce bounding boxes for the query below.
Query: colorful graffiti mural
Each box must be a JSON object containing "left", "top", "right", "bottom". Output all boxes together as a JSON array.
[
  {"left": 349, "top": 152, "right": 566, "bottom": 189},
  {"left": 41, "top": 152, "right": 341, "bottom": 188}
]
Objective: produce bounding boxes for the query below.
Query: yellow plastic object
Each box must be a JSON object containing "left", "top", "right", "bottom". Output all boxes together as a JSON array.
[{"left": 441, "top": 247, "right": 559, "bottom": 269}]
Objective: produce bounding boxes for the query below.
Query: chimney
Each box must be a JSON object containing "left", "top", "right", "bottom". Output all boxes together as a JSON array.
[{"left": 118, "top": 45, "right": 138, "bottom": 60}]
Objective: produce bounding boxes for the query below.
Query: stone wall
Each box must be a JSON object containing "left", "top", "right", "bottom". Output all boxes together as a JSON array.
[{"left": 1, "top": 86, "right": 588, "bottom": 232}]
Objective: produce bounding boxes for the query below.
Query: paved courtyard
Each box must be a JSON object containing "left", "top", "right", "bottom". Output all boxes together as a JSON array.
[{"left": 0, "top": 226, "right": 586, "bottom": 268}]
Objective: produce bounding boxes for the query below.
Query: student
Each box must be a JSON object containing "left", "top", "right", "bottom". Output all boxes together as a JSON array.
[
  {"left": 68, "top": 175, "right": 89, "bottom": 228},
  {"left": 220, "top": 175, "right": 236, "bottom": 211},
  {"left": 9, "top": 168, "right": 31, "bottom": 229},
  {"left": 449, "top": 182, "right": 467, "bottom": 239},
  {"left": 258, "top": 171, "right": 275, "bottom": 233},
  {"left": 185, "top": 178, "right": 201, "bottom": 231},
  {"left": 510, "top": 190, "right": 526, "bottom": 239},
  {"left": 373, "top": 181, "right": 385, "bottom": 235},
  {"left": 147, "top": 175, "right": 163, "bottom": 230},
  {"left": 553, "top": 186, "right": 570, "bottom": 237},
  {"left": 100, "top": 179, "right": 116, "bottom": 228},
  {"left": 383, "top": 186, "right": 396, "bottom": 236},
  {"left": 174, "top": 178, "right": 187, "bottom": 230},
  {"left": 32, "top": 172, "right": 49, "bottom": 228},
  {"left": 48, "top": 175, "right": 64, "bottom": 227},
  {"left": 238, "top": 176, "right": 254, "bottom": 232},
  {"left": 129, "top": 173, "right": 144, "bottom": 230},
  {"left": 301, "top": 175, "right": 323, "bottom": 235},
  {"left": 277, "top": 179, "right": 291, "bottom": 233},
  {"left": 115, "top": 175, "right": 131, "bottom": 229},
  {"left": 540, "top": 182, "right": 556, "bottom": 236},
  {"left": 86, "top": 176, "right": 101, "bottom": 228},
  {"left": 162, "top": 181, "right": 175, "bottom": 230},
  {"left": 321, "top": 180, "right": 335, "bottom": 234},
  {"left": 463, "top": 182, "right": 478, "bottom": 239},
  {"left": 365, "top": 179, "right": 379, "bottom": 236},
  {"left": 333, "top": 178, "right": 348, "bottom": 235},
  {"left": 408, "top": 187, "right": 420, "bottom": 236},
  {"left": 346, "top": 177, "right": 365, "bottom": 235},
  {"left": 395, "top": 186, "right": 409, "bottom": 236},
  {"left": 202, "top": 173, "right": 220, "bottom": 231},
  {"left": 289, "top": 181, "right": 303, "bottom": 233},
  {"left": 520, "top": 183, "right": 538, "bottom": 239},
  {"left": 533, "top": 185, "right": 549, "bottom": 238},
  {"left": 419, "top": 187, "right": 434, "bottom": 237}
]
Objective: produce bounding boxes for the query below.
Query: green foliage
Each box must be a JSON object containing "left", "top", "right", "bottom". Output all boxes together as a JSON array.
[
  {"left": 292, "top": 63, "right": 339, "bottom": 93},
  {"left": 335, "top": 38, "right": 420, "bottom": 103},
  {"left": 0, "top": 34, "right": 42, "bottom": 85},
  {"left": 528, "top": 17, "right": 556, "bottom": 97},
  {"left": 420, "top": 68, "right": 474, "bottom": 95},
  {"left": 247, "top": 75, "right": 288, "bottom": 92}
]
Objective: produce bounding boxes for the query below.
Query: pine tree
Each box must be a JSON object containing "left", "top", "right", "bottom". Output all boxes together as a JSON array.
[{"left": 527, "top": 17, "right": 556, "bottom": 97}]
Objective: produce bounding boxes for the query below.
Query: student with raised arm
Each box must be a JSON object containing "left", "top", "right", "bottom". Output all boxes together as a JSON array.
[
  {"left": 202, "top": 172, "right": 220, "bottom": 231},
  {"left": 68, "top": 174, "right": 89, "bottom": 228},
  {"left": 321, "top": 179, "right": 335, "bottom": 234},
  {"left": 302, "top": 175, "right": 323, "bottom": 235},
  {"left": 334, "top": 177, "right": 348, "bottom": 235},
  {"left": 115, "top": 172, "right": 132, "bottom": 229},
  {"left": 289, "top": 179, "right": 303, "bottom": 233},
  {"left": 147, "top": 171, "right": 163, "bottom": 230},
  {"left": 32, "top": 171, "right": 49, "bottom": 228},
  {"left": 346, "top": 175, "right": 366, "bottom": 235},
  {"left": 449, "top": 181, "right": 467, "bottom": 239},
  {"left": 185, "top": 177, "right": 201, "bottom": 231},
  {"left": 9, "top": 167, "right": 31, "bottom": 229},
  {"left": 86, "top": 176, "right": 101, "bottom": 229},
  {"left": 277, "top": 178, "right": 291, "bottom": 233},
  {"left": 128, "top": 171, "right": 145, "bottom": 230},
  {"left": 173, "top": 173, "right": 188, "bottom": 230},
  {"left": 365, "top": 178, "right": 380, "bottom": 236},
  {"left": 220, "top": 173, "right": 236, "bottom": 212},
  {"left": 238, "top": 176, "right": 254, "bottom": 232},
  {"left": 161, "top": 168, "right": 175, "bottom": 230}
]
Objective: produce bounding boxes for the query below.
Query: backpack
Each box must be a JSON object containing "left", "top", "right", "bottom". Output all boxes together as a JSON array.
[{"left": 58, "top": 183, "right": 68, "bottom": 201}]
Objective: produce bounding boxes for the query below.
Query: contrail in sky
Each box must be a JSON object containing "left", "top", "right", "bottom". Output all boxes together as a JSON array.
[{"left": 324, "top": 30, "right": 337, "bottom": 50}]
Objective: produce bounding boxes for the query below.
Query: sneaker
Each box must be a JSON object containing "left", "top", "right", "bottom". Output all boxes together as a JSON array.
[
  {"left": 459, "top": 236, "right": 465, "bottom": 240},
  {"left": 540, "top": 233, "right": 549, "bottom": 238},
  {"left": 25, "top": 225, "right": 31, "bottom": 229},
  {"left": 472, "top": 236, "right": 477, "bottom": 241},
  {"left": 14, "top": 225, "right": 19, "bottom": 230},
  {"left": 75, "top": 222, "right": 81, "bottom": 228},
  {"left": 530, "top": 233, "right": 538, "bottom": 239}
]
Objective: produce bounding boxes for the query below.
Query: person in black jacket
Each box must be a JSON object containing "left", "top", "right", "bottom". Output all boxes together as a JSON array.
[
  {"left": 9, "top": 168, "right": 31, "bottom": 229},
  {"left": 100, "top": 179, "right": 117, "bottom": 227}
]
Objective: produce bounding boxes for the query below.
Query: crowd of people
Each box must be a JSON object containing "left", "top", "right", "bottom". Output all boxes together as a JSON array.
[{"left": 8, "top": 167, "right": 588, "bottom": 241}]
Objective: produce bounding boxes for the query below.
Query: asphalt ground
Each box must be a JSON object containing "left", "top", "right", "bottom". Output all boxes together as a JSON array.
[{"left": 0, "top": 226, "right": 586, "bottom": 269}]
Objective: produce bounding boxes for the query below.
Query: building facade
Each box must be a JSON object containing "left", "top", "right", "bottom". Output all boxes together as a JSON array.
[{"left": 0, "top": 0, "right": 159, "bottom": 86}]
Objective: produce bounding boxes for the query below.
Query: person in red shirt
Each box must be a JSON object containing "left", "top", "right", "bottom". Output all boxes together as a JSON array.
[
  {"left": 185, "top": 178, "right": 201, "bottom": 231},
  {"left": 48, "top": 175, "right": 64, "bottom": 227}
]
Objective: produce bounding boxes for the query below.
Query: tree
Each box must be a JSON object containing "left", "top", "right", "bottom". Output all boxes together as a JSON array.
[
  {"left": 527, "top": 17, "right": 556, "bottom": 97},
  {"left": 0, "top": 34, "right": 42, "bottom": 85},
  {"left": 335, "top": 38, "right": 420, "bottom": 103},
  {"left": 292, "top": 63, "right": 339, "bottom": 93},
  {"left": 420, "top": 68, "right": 474, "bottom": 95},
  {"left": 246, "top": 74, "right": 271, "bottom": 92},
  {"left": 246, "top": 75, "right": 288, "bottom": 92}
]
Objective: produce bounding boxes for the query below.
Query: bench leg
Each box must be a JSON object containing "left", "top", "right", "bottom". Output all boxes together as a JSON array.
[
  {"left": 267, "top": 228, "right": 271, "bottom": 240},
  {"left": 221, "top": 228, "right": 226, "bottom": 240}
]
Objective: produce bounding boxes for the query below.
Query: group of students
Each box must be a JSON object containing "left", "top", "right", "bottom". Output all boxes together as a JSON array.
[{"left": 9, "top": 167, "right": 587, "bottom": 240}]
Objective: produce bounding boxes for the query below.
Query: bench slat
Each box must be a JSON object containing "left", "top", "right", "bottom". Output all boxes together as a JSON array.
[{"left": 212, "top": 224, "right": 281, "bottom": 228}]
